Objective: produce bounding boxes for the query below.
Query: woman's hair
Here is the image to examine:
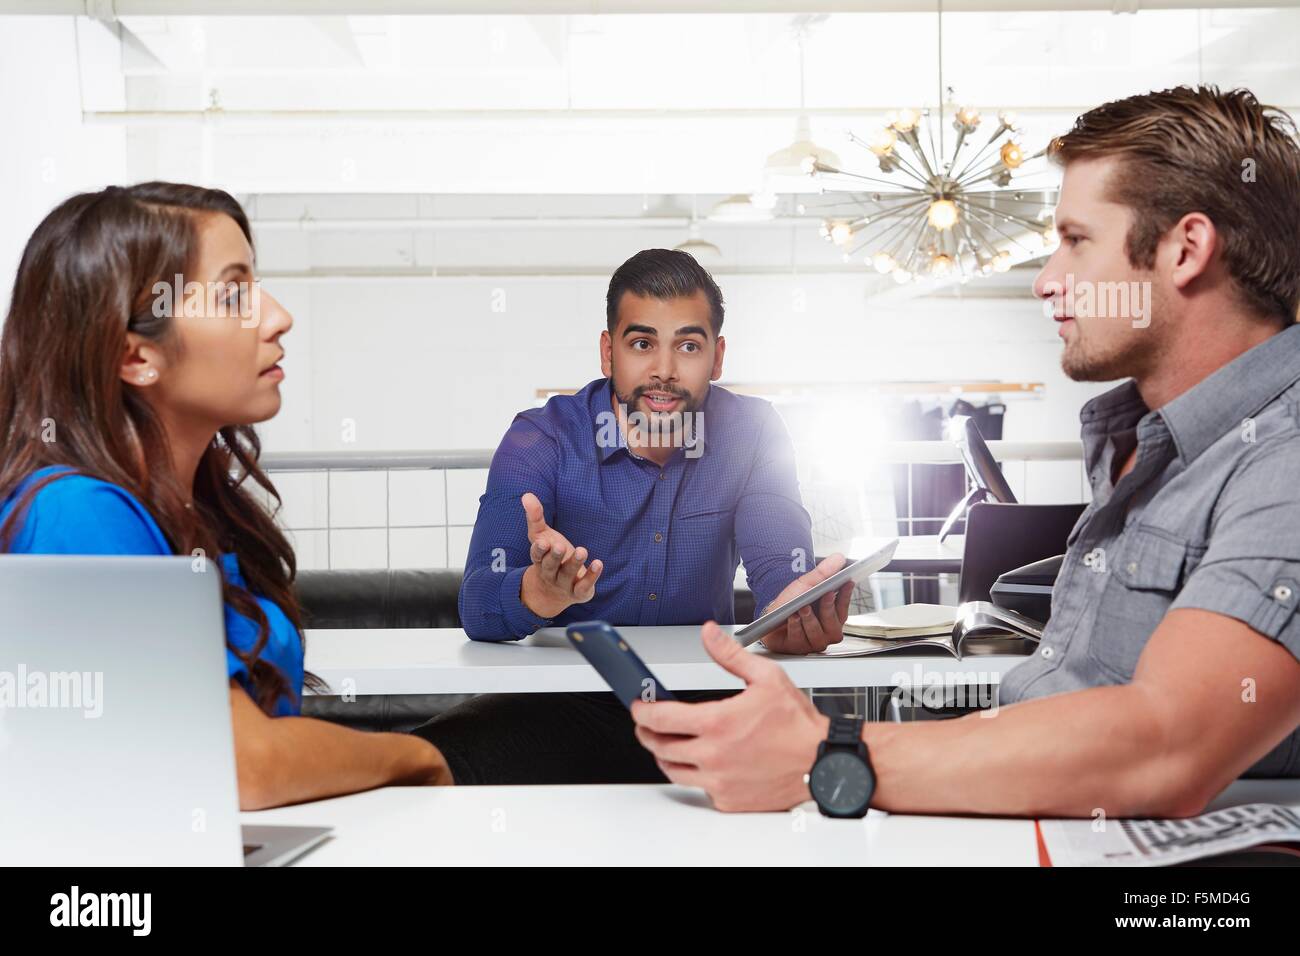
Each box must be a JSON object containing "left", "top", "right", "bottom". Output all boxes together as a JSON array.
[{"left": 0, "top": 182, "right": 315, "bottom": 713}]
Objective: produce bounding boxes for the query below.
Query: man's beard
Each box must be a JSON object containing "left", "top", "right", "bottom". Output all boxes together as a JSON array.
[
  {"left": 610, "top": 367, "right": 702, "bottom": 450},
  {"left": 1060, "top": 326, "right": 1136, "bottom": 382},
  {"left": 611, "top": 366, "right": 702, "bottom": 417},
  {"left": 1060, "top": 285, "right": 1164, "bottom": 383}
]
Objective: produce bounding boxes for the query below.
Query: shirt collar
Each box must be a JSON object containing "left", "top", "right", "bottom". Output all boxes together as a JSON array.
[
  {"left": 1079, "top": 378, "right": 1148, "bottom": 432},
  {"left": 1077, "top": 324, "right": 1300, "bottom": 466},
  {"left": 591, "top": 378, "right": 624, "bottom": 462},
  {"left": 1158, "top": 323, "right": 1300, "bottom": 465}
]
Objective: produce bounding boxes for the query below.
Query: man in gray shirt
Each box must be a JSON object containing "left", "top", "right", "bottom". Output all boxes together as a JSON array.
[{"left": 629, "top": 85, "right": 1300, "bottom": 816}]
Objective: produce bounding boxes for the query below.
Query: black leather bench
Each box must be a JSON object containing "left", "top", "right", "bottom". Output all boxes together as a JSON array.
[{"left": 295, "top": 568, "right": 757, "bottom": 731}]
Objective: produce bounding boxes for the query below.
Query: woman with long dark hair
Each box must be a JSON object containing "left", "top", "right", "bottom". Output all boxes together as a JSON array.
[{"left": 0, "top": 183, "right": 452, "bottom": 807}]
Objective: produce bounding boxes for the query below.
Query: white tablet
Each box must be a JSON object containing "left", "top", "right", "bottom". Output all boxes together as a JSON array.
[{"left": 733, "top": 538, "right": 899, "bottom": 647}]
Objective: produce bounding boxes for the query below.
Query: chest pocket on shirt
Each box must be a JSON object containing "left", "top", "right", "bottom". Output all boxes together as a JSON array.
[
  {"left": 1088, "top": 524, "right": 1204, "bottom": 681},
  {"left": 672, "top": 507, "right": 735, "bottom": 552}
]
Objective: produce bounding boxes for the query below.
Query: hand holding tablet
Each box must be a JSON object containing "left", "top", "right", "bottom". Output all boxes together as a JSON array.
[{"left": 735, "top": 539, "right": 899, "bottom": 652}]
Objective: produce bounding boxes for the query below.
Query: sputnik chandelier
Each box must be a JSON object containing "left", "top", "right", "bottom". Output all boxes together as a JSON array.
[
  {"left": 801, "top": 103, "right": 1058, "bottom": 283},
  {"left": 795, "top": 0, "right": 1059, "bottom": 283}
]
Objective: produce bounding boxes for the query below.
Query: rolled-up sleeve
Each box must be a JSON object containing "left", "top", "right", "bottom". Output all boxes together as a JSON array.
[
  {"left": 733, "top": 401, "right": 814, "bottom": 614},
  {"left": 457, "top": 417, "right": 558, "bottom": 641},
  {"left": 1172, "top": 437, "right": 1300, "bottom": 662}
]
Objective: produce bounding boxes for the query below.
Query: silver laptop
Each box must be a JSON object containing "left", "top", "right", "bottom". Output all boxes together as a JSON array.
[{"left": 0, "top": 554, "right": 330, "bottom": 866}]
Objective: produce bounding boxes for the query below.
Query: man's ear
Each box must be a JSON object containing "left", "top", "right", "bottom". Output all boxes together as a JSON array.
[
  {"left": 119, "top": 332, "right": 164, "bottom": 388},
  {"left": 600, "top": 329, "right": 613, "bottom": 379},
  {"left": 710, "top": 335, "right": 726, "bottom": 382},
  {"left": 1167, "top": 211, "right": 1218, "bottom": 293}
]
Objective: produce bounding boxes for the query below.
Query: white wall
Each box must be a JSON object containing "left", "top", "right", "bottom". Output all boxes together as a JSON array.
[
  {"left": 253, "top": 271, "right": 1109, "bottom": 569},
  {"left": 2, "top": 13, "right": 1138, "bottom": 571},
  {"left": 257, "top": 273, "right": 1105, "bottom": 453},
  {"left": 0, "top": 18, "right": 126, "bottom": 314}
]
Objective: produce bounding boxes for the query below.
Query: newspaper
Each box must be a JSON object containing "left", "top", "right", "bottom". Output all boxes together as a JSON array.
[{"left": 1039, "top": 803, "right": 1300, "bottom": 867}]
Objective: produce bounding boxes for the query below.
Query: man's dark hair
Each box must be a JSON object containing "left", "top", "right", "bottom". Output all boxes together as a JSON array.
[{"left": 605, "top": 249, "right": 725, "bottom": 337}]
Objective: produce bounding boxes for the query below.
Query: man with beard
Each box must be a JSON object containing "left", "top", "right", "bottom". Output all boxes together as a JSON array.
[
  {"left": 632, "top": 86, "right": 1300, "bottom": 818},
  {"left": 415, "top": 248, "right": 854, "bottom": 785}
]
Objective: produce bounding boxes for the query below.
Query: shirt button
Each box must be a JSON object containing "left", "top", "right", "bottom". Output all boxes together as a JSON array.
[
  {"left": 1040, "top": 646, "right": 1054, "bottom": 659},
  {"left": 648, "top": 593, "right": 657, "bottom": 601},
  {"left": 1127, "top": 562, "right": 1138, "bottom": 574},
  {"left": 1273, "top": 584, "right": 1293, "bottom": 602},
  {"left": 659, "top": 472, "right": 666, "bottom": 480},
  {"left": 654, "top": 532, "right": 663, "bottom": 543}
]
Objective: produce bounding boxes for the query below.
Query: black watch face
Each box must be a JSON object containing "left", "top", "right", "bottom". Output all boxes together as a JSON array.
[{"left": 810, "top": 751, "right": 873, "bottom": 816}]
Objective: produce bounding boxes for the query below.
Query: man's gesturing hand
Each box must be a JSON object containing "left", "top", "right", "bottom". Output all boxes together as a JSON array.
[
  {"left": 518, "top": 492, "right": 605, "bottom": 619},
  {"left": 760, "top": 553, "right": 855, "bottom": 655}
]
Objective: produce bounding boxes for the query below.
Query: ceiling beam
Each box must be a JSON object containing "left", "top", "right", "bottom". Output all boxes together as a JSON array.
[{"left": 4, "top": 0, "right": 1297, "bottom": 16}]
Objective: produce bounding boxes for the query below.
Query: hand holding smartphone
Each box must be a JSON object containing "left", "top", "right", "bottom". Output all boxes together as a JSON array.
[{"left": 565, "top": 621, "right": 675, "bottom": 709}]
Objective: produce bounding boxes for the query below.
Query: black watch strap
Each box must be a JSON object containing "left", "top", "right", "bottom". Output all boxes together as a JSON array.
[{"left": 826, "top": 714, "right": 865, "bottom": 749}]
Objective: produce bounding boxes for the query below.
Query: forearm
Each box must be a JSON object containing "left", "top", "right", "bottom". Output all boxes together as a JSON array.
[
  {"left": 459, "top": 564, "right": 543, "bottom": 641},
  {"left": 738, "top": 508, "right": 814, "bottom": 614},
  {"left": 236, "top": 715, "right": 450, "bottom": 810},
  {"left": 863, "top": 683, "right": 1208, "bottom": 818}
]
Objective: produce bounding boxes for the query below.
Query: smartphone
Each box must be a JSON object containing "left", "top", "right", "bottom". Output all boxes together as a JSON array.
[{"left": 565, "top": 621, "right": 675, "bottom": 709}]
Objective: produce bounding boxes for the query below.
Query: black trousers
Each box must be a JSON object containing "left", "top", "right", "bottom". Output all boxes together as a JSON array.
[{"left": 410, "top": 690, "right": 735, "bottom": 786}]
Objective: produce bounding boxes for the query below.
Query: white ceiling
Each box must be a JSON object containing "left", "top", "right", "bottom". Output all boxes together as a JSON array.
[
  {"left": 11, "top": 6, "right": 1297, "bottom": 283},
  {"left": 75, "top": 7, "right": 1299, "bottom": 195}
]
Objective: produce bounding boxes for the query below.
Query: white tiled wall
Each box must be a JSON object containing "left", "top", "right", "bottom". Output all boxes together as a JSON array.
[
  {"left": 267, "top": 457, "right": 1086, "bottom": 571},
  {"left": 266, "top": 468, "right": 487, "bottom": 570}
]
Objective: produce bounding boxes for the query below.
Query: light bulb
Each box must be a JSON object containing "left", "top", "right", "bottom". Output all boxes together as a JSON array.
[
  {"left": 1041, "top": 226, "right": 1060, "bottom": 251},
  {"left": 927, "top": 198, "right": 959, "bottom": 231},
  {"left": 992, "top": 250, "right": 1012, "bottom": 273},
  {"left": 818, "top": 220, "right": 831, "bottom": 239},
  {"left": 892, "top": 268, "right": 913, "bottom": 284},
  {"left": 893, "top": 108, "right": 920, "bottom": 132},
  {"left": 830, "top": 221, "right": 853, "bottom": 245},
  {"left": 867, "top": 127, "right": 897, "bottom": 157},
  {"left": 799, "top": 154, "right": 818, "bottom": 175},
  {"left": 930, "top": 254, "right": 954, "bottom": 277},
  {"left": 871, "top": 251, "right": 895, "bottom": 274},
  {"left": 1000, "top": 141, "right": 1024, "bottom": 169},
  {"left": 955, "top": 106, "right": 981, "bottom": 130},
  {"left": 998, "top": 110, "right": 1020, "bottom": 132}
]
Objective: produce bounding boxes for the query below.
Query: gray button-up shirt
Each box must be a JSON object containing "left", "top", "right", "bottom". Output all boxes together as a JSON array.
[{"left": 999, "top": 323, "right": 1300, "bottom": 777}]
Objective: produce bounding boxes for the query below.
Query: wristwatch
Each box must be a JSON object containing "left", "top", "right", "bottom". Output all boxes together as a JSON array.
[{"left": 806, "top": 715, "right": 875, "bottom": 818}]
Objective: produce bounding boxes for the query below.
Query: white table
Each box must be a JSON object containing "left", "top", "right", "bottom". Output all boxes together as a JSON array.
[
  {"left": 242, "top": 784, "right": 1030, "bottom": 866},
  {"left": 242, "top": 778, "right": 1300, "bottom": 867},
  {"left": 303, "top": 624, "right": 1029, "bottom": 696}
]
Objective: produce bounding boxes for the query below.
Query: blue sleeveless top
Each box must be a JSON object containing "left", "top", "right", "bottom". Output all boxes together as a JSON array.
[{"left": 1, "top": 465, "right": 304, "bottom": 716}]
